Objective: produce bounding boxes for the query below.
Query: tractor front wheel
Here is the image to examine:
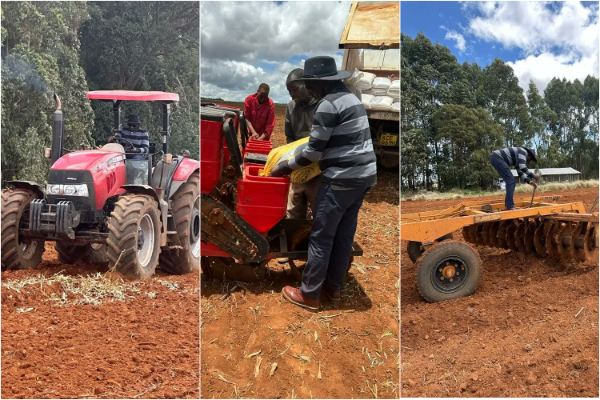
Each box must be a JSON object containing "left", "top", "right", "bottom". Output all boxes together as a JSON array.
[
  {"left": 106, "top": 194, "right": 161, "bottom": 279},
  {"left": 160, "top": 172, "right": 200, "bottom": 275},
  {"left": 1, "top": 189, "right": 45, "bottom": 270},
  {"left": 416, "top": 241, "right": 481, "bottom": 303}
]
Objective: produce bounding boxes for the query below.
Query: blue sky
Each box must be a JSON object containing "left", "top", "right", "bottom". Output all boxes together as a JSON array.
[
  {"left": 201, "top": 1, "right": 349, "bottom": 103},
  {"left": 401, "top": 1, "right": 599, "bottom": 92}
]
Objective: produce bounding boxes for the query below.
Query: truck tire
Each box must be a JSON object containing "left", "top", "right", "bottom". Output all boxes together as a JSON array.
[
  {"left": 1, "top": 189, "right": 45, "bottom": 271},
  {"left": 160, "top": 172, "right": 200, "bottom": 274},
  {"left": 416, "top": 241, "right": 481, "bottom": 303},
  {"left": 377, "top": 153, "right": 400, "bottom": 169},
  {"left": 407, "top": 234, "right": 454, "bottom": 263},
  {"left": 106, "top": 194, "right": 161, "bottom": 279}
]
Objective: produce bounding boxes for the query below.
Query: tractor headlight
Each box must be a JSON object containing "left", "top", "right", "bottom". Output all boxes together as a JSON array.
[
  {"left": 46, "top": 184, "right": 89, "bottom": 197},
  {"left": 47, "top": 184, "right": 61, "bottom": 195}
]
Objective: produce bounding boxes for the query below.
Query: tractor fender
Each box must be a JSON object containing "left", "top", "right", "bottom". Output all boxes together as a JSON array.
[
  {"left": 120, "top": 184, "right": 160, "bottom": 204},
  {"left": 172, "top": 158, "right": 199, "bottom": 182},
  {"left": 7, "top": 180, "right": 45, "bottom": 199}
]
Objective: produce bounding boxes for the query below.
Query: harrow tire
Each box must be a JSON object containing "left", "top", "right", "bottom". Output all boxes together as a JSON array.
[
  {"left": 160, "top": 172, "right": 200, "bottom": 275},
  {"left": 416, "top": 241, "right": 482, "bottom": 303},
  {"left": 407, "top": 234, "right": 454, "bottom": 264},
  {"left": 1, "top": 189, "right": 45, "bottom": 271},
  {"left": 106, "top": 194, "right": 161, "bottom": 280}
]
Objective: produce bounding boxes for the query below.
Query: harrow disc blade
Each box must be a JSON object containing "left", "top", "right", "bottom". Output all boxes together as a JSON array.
[
  {"left": 515, "top": 220, "right": 527, "bottom": 253},
  {"left": 584, "top": 224, "right": 599, "bottom": 265},
  {"left": 489, "top": 221, "right": 500, "bottom": 248},
  {"left": 497, "top": 220, "right": 510, "bottom": 249},
  {"left": 475, "top": 224, "right": 485, "bottom": 246},
  {"left": 481, "top": 222, "right": 493, "bottom": 247},
  {"left": 534, "top": 220, "right": 551, "bottom": 257},
  {"left": 462, "top": 226, "right": 472, "bottom": 243},
  {"left": 546, "top": 221, "right": 562, "bottom": 259},
  {"left": 506, "top": 221, "right": 519, "bottom": 251},
  {"left": 569, "top": 222, "right": 587, "bottom": 263},
  {"left": 468, "top": 225, "right": 478, "bottom": 244},
  {"left": 525, "top": 218, "right": 538, "bottom": 254},
  {"left": 556, "top": 223, "right": 574, "bottom": 262}
]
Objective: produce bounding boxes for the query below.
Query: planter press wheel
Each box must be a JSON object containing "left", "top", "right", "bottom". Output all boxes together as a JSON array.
[
  {"left": 416, "top": 241, "right": 482, "bottom": 303},
  {"left": 407, "top": 233, "right": 454, "bottom": 264}
]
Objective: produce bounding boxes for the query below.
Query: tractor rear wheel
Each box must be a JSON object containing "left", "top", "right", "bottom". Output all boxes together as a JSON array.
[
  {"left": 106, "top": 194, "right": 161, "bottom": 279},
  {"left": 160, "top": 172, "right": 200, "bottom": 275},
  {"left": 416, "top": 241, "right": 481, "bottom": 303},
  {"left": 1, "top": 189, "right": 45, "bottom": 270}
]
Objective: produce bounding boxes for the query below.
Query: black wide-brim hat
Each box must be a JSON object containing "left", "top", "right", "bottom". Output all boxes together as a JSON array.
[
  {"left": 290, "top": 56, "right": 352, "bottom": 82},
  {"left": 126, "top": 114, "right": 141, "bottom": 125},
  {"left": 524, "top": 147, "right": 537, "bottom": 163}
]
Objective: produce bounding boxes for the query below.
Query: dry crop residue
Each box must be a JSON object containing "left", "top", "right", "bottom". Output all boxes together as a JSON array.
[
  {"left": 401, "top": 188, "right": 599, "bottom": 397},
  {"left": 201, "top": 102, "right": 400, "bottom": 398},
  {"left": 1, "top": 244, "right": 199, "bottom": 399}
]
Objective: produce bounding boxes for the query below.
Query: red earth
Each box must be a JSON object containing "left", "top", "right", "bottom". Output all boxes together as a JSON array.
[
  {"left": 1, "top": 244, "right": 200, "bottom": 399},
  {"left": 200, "top": 102, "right": 400, "bottom": 398},
  {"left": 401, "top": 188, "right": 599, "bottom": 397}
]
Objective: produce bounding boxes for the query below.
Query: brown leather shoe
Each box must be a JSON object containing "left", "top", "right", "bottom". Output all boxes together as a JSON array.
[
  {"left": 281, "top": 286, "right": 319, "bottom": 311},
  {"left": 322, "top": 286, "right": 341, "bottom": 301}
]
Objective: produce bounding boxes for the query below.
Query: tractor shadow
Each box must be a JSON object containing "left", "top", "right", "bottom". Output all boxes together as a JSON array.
[{"left": 200, "top": 264, "right": 373, "bottom": 312}]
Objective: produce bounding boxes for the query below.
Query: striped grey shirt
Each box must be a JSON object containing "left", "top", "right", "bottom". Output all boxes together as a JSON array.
[
  {"left": 118, "top": 128, "right": 150, "bottom": 154},
  {"left": 492, "top": 147, "right": 535, "bottom": 183},
  {"left": 281, "top": 83, "right": 377, "bottom": 189}
]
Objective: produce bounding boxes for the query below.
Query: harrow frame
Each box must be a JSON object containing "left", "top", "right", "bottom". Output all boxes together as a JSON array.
[{"left": 401, "top": 195, "right": 599, "bottom": 303}]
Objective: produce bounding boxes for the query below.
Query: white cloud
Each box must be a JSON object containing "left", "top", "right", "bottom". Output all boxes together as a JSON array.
[
  {"left": 445, "top": 30, "right": 466, "bottom": 52},
  {"left": 507, "top": 52, "right": 599, "bottom": 92},
  {"left": 465, "top": 1, "right": 599, "bottom": 91},
  {"left": 200, "top": 1, "right": 350, "bottom": 102}
]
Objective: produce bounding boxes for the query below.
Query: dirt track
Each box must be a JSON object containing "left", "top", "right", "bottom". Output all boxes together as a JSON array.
[
  {"left": 1, "top": 245, "right": 199, "bottom": 399},
  {"left": 401, "top": 188, "right": 599, "bottom": 397},
  {"left": 200, "top": 102, "right": 400, "bottom": 398}
]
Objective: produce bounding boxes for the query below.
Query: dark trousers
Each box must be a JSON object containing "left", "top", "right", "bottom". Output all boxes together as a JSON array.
[
  {"left": 490, "top": 154, "right": 515, "bottom": 209},
  {"left": 301, "top": 183, "right": 370, "bottom": 300}
]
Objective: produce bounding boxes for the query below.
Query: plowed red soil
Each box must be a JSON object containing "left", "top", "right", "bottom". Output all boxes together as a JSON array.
[
  {"left": 1, "top": 245, "right": 199, "bottom": 399},
  {"left": 201, "top": 102, "right": 400, "bottom": 398},
  {"left": 401, "top": 188, "right": 599, "bottom": 397}
]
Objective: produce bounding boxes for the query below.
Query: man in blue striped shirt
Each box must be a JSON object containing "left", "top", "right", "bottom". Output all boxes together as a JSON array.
[
  {"left": 271, "top": 56, "right": 377, "bottom": 311},
  {"left": 110, "top": 114, "right": 150, "bottom": 160},
  {"left": 490, "top": 147, "right": 540, "bottom": 210}
]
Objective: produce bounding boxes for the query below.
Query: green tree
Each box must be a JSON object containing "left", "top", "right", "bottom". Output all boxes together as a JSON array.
[{"left": 1, "top": 2, "right": 94, "bottom": 185}]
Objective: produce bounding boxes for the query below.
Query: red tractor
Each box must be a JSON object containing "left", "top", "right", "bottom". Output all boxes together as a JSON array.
[
  {"left": 200, "top": 103, "right": 363, "bottom": 280},
  {"left": 1, "top": 91, "right": 200, "bottom": 279}
]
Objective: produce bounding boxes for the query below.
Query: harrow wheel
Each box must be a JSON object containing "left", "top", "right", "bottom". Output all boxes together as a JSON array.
[
  {"left": 515, "top": 220, "right": 527, "bottom": 252},
  {"left": 407, "top": 233, "right": 453, "bottom": 263},
  {"left": 545, "top": 221, "right": 561, "bottom": 259},
  {"left": 524, "top": 219, "right": 538, "bottom": 253},
  {"left": 488, "top": 221, "right": 500, "bottom": 248},
  {"left": 416, "top": 241, "right": 482, "bottom": 303},
  {"left": 506, "top": 221, "right": 519, "bottom": 251},
  {"left": 584, "top": 225, "right": 598, "bottom": 264}
]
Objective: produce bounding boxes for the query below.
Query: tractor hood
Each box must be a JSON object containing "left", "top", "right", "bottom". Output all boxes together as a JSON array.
[{"left": 51, "top": 150, "right": 125, "bottom": 172}]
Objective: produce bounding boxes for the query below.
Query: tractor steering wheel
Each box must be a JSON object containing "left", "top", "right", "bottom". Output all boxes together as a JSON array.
[{"left": 112, "top": 137, "right": 136, "bottom": 153}]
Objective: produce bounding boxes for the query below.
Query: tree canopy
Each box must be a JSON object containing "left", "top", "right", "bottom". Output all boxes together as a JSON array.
[
  {"left": 1, "top": 1, "right": 199, "bottom": 186},
  {"left": 401, "top": 32, "right": 599, "bottom": 191}
]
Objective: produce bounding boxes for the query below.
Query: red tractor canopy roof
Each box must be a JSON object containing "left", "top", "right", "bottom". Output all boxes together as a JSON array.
[{"left": 86, "top": 90, "right": 179, "bottom": 102}]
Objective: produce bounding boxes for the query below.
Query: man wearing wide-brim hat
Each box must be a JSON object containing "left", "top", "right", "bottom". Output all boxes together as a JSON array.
[
  {"left": 271, "top": 56, "right": 377, "bottom": 311},
  {"left": 490, "top": 146, "right": 540, "bottom": 210}
]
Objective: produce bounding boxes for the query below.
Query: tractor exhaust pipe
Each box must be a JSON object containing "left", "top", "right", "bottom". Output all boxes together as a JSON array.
[{"left": 50, "top": 94, "right": 64, "bottom": 164}]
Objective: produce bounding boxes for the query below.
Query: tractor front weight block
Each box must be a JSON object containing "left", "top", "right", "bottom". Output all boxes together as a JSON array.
[{"left": 29, "top": 199, "right": 80, "bottom": 240}]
